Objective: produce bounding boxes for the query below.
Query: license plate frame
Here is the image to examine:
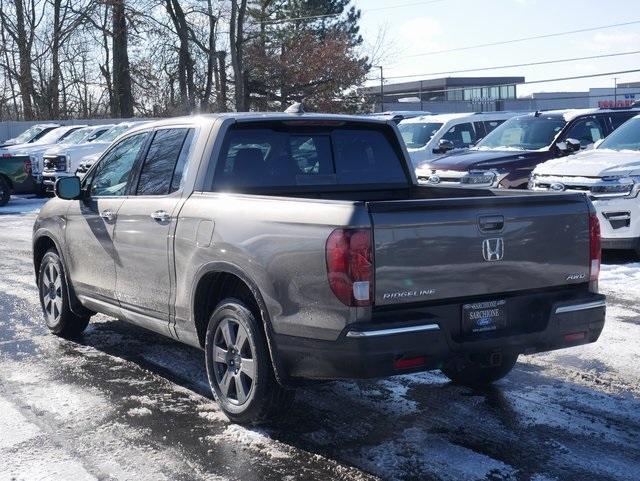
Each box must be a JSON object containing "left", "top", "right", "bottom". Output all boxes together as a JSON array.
[{"left": 462, "top": 299, "right": 508, "bottom": 334}]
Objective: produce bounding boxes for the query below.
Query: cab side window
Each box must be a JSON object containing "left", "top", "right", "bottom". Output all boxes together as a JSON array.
[
  {"left": 483, "top": 119, "right": 505, "bottom": 135},
  {"left": 565, "top": 117, "right": 605, "bottom": 148},
  {"left": 442, "top": 122, "right": 476, "bottom": 148},
  {"left": 135, "top": 128, "right": 194, "bottom": 195},
  {"left": 90, "top": 133, "right": 148, "bottom": 197},
  {"left": 610, "top": 113, "right": 636, "bottom": 130}
]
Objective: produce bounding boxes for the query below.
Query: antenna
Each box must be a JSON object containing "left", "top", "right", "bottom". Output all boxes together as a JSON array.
[{"left": 285, "top": 101, "right": 306, "bottom": 114}]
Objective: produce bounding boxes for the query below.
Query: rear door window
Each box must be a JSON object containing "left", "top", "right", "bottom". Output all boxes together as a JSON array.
[
  {"left": 213, "top": 125, "right": 407, "bottom": 190},
  {"left": 565, "top": 117, "right": 606, "bottom": 147},
  {"left": 483, "top": 119, "right": 505, "bottom": 135},
  {"left": 441, "top": 122, "right": 476, "bottom": 148},
  {"left": 135, "top": 128, "right": 194, "bottom": 195}
]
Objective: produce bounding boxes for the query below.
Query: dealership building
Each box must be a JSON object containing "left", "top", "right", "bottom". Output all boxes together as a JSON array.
[{"left": 365, "top": 76, "right": 640, "bottom": 113}]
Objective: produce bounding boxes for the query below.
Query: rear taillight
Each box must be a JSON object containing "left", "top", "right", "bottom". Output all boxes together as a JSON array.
[
  {"left": 326, "top": 228, "right": 373, "bottom": 306},
  {"left": 589, "top": 212, "right": 601, "bottom": 283},
  {"left": 24, "top": 159, "right": 32, "bottom": 175}
]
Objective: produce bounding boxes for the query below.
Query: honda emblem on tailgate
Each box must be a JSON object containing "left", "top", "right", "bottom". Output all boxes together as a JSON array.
[{"left": 482, "top": 238, "right": 504, "bottom": 261}]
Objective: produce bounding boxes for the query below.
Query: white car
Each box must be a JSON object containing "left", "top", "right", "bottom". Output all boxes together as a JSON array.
[
  {"left": 41, "top": 121, "right": 148, "bottom": 187},
  {"left": 38, "top": 124, "right": 115, "bottom": 190},
  {"left": 530, "top": 114, "right": 640, "bottom": 254},
  {"left": 0, "top": 123, "right": 60, "bottom": 148},
  {"left": 397, "top": 111, "right": 521, "bottom": 168},
  {"left": 5, "top": 125, "right": 89, "bottom": 182}
]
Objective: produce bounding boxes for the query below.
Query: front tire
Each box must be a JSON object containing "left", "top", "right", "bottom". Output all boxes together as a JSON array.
[
  {"left": 38, "top": 249, "right": 90, "bottom": 337},
  {"left": 0, "top": 176, "right": 10, "bottom": 206},
  {"left": 205, "top": 299, "right": 294, "bottom": 424},
  {"left": 441, "top": 352, "right": 518, "bottom": 387}
]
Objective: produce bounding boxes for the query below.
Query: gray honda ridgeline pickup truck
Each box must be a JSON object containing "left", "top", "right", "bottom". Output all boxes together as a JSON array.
[{"left": 33, "top": 113, "right": 606, "bottom": 423}]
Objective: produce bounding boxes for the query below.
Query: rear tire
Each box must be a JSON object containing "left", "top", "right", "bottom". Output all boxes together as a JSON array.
[
  {"left": 38, "top": 249, "right": 90, "bottom": 337},
  {"left": 441, "top": 352, "right": 518, "bottom": 387},
  {"left": 0, "top": 176, "right": 10, "bottom": 207},
  {"left": 205, "top": 298, "right": 294, "bottom": 424}
]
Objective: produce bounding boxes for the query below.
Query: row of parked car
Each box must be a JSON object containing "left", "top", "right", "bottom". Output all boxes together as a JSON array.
[
  {"left": 392, "top": 106, "right": 640, "bottom": 255},
  {"left": 2, "top": 107, "right": 640, "bottom": 256},
  {"left": 0, "top": 121, "right": 146, "bottom": 206}
]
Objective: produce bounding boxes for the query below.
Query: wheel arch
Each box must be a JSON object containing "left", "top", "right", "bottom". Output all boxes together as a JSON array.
[
  {"left": 191, "top": 262, "right": 287, "bottom": 385},
  {"left": 33, "top": 230, "right": 92, "bottom": 318}
]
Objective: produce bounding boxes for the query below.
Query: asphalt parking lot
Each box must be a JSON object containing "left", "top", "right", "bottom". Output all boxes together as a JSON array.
[{"left": 1, "top": 196, "right": 640, "bottom": 481}]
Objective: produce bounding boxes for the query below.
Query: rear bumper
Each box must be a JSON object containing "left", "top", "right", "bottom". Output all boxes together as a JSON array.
[
  {"left": 274, "top": 290, "right": 606, "bottom": 380},
  {"left": 601, "top": 237, "right": 639, "bottom": 251}
]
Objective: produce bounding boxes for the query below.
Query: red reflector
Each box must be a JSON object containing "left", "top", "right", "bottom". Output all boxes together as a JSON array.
[
  {"left": 564, "top": 332, "right": 586, "bottom": 342},
  {"left": 589, "top": 212, "right": 601, "bottom": 283},
  {"left": 393, "top": 356, "right": 426, "bottom": 370}
]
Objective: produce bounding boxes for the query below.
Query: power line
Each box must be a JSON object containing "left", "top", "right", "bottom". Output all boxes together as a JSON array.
[
  {"left": 359, "top": 68, "right": 640, "bottom": 97},
  {"left": 257, "top": 13, "right": 339, "bottom": 25},
  {"left": 366, "top": 50, "right": 640, "bottom": 81},
  {"left": 405, "top": 19, "right": 640, "bottom": 57}
]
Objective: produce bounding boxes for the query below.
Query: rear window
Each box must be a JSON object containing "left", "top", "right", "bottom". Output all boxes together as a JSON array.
[{"left": 212, "top": 125, "right": 408, "bottom": 190}]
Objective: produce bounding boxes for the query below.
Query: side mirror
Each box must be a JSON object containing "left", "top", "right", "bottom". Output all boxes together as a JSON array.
[
  {"left": 433, "top": 139, "right": 455, "bottom": 154},
  {"left": 555, "top": 138, "right": 581, "bottom": 155},
  {"left": 565, "top": 138, "right": 581, "bottom": 153},
  {"left": 54, "top": 176, "right": 82, "bottom": 200}
]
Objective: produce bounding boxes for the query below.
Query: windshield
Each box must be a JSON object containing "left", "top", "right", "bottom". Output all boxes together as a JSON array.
[
  {"left": 598, "top": 117, "right": 640, "bottom": 151},
  {"left": 34, "top": 127, "right": 74, "bottom": 144},
  {"left": 99, "top": 124, "right": 131, "bottom": 143},
  {"left": 12, "top": 125, "right": 47, "bottom": 144},
  {"left": 398, "top": 122, "right": 443, "bottom": 149},
  {"left": 60, "top": 128, "right": 93, "bottom": 145},
  {"left": 476, "top": 116, "right": 566, "bottom": 151}
]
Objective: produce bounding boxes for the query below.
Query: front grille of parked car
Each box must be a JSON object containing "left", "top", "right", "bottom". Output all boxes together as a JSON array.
[{"left": 43, "top": 155, "right": 67, "bottom": 172}]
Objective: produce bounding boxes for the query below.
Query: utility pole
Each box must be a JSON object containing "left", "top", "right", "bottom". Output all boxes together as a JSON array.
[
  {"left": 375, "top": 65, "right": 384, "bottom": 113},
  {"left": 614, "top": 77, "right": 619, "bottom": 106}
]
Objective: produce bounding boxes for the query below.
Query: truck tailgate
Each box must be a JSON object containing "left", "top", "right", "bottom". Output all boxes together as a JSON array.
[{"left": 369, "top": 194, "right": 591, "bottom": 306}]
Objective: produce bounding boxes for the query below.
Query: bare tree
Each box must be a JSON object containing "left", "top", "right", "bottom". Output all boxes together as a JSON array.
[
  {"left": 229, "top": 0, "right": 248, "bottom": 111},
  {"left": 112, "top": 0, "right": 134, "bottom": 117}
]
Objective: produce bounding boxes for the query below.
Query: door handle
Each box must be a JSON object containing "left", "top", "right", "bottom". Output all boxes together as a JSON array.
[
  {"left": 99, "top": 209, "right": 116, "bottom": 222},
  {"left": 150, "top": 210, "right": 171, "bottom": 222},
  {"left": 478, "top": 215, "right": 504, "bottom": 232}
]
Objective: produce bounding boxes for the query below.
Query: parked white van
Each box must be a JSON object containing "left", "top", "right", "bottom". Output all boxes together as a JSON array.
[
  {"left": 530, "top": 114, "right": 640, "bottom": 254},
  {"left": 398, "top": 111, "right": 522, "bottom": 167}
]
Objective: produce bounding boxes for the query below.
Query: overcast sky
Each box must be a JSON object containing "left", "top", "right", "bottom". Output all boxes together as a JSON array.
[{"left": 357, "top": 0, "right": 640, "bottom": 96}]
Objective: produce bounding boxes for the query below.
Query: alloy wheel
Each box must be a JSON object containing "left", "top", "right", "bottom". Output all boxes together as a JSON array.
[
  {"left": 213, "top": 318, "right": 256, "bottom": 405},
  {"left": 41, "top": 261, "right": 63, "bottom": 326}
]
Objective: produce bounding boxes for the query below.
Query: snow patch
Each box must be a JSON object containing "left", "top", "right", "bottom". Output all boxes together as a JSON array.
[
  {"left": 207, "top": 425, "right": 291, "bottom": 459},
  {"left": 127, "top": 407, "right": 152, "bottom": 417},
  {"left": 0, "top": 396, "right": 41, "bottom": 449},
  {"left": 352, "top": 427, "right": 517, "bottom": 481}
]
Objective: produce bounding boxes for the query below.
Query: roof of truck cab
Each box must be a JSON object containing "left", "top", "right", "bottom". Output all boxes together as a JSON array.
[
  {"left": 399, "top": 111, "right": 519, "bottom": 125},
  {"left": 515, "top": 107, "right": 640, "bottom": 122},
  {"left": 124, "top": 113, "right": 394, "bottom": 133}
]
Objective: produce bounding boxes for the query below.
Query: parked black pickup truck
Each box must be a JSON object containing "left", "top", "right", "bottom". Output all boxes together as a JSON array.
[{"left": 34, "top": 113, "right": 605, "bottom": 423}]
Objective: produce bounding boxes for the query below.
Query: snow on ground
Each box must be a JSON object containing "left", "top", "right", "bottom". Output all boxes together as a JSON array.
[
  {"left": 0, "top": 195, "right": 48, "bottom": 215},
  {"left": 0, "top": 200, "right": 639, "bottom": 480}
]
